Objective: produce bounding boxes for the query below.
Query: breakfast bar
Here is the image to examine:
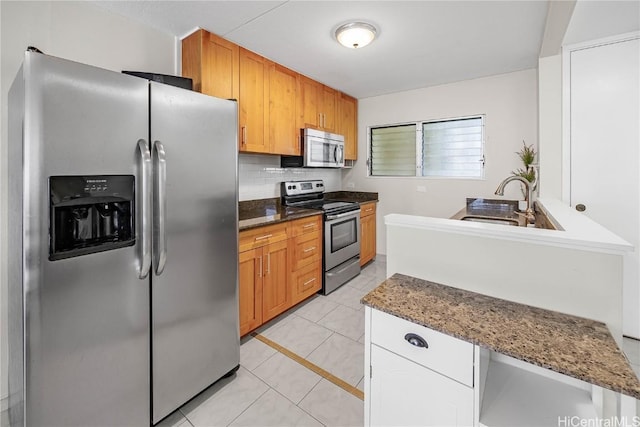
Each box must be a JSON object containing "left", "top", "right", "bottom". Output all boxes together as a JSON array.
[{"left": 361, "top": 273, "right": 640, "bottom": 426}]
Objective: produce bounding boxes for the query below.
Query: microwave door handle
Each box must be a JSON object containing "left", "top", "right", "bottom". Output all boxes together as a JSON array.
[
  {"left": 137, "top": 139, "right": 152, "bottom": 279},
  {"left": 335, "top": 145, "right": 344, "bottom": 164},
  {"left": 153, "top": 140, "right": 167, "bottom": 276}
]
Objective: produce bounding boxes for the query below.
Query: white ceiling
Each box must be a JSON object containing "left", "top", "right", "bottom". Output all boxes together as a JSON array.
[
  {"left": 94, "top": 1, "right": 551, "bottom": 99},
  {"left": 563, "top": 0, "right": 640, "bottom": 46}
]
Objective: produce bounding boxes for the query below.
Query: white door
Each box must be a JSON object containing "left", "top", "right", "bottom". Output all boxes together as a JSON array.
[
  {"left": 369, "top": 345, "right": 474, "bottom": 427},
  {"left": 569, "top": 36, "right": 640, "bottom": 337}
]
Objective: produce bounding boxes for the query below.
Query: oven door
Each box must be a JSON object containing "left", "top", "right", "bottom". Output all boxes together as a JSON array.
[{"left": 324, "top": 210, "right": 361, "bottom": 270}]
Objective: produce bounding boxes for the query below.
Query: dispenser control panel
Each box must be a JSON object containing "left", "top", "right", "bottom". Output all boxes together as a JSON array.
[{"left": 49, "top": 175, "right": 135, "bottom": 261}]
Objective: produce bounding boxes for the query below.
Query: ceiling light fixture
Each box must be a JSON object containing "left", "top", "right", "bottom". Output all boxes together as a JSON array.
[{"left": 335, "top": 22, "right": 377, "bottom": 49}]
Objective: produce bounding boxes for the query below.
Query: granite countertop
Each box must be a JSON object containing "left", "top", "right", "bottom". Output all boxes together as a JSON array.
[
  {"left": 238, "top": 191, "right": 378, "bottom": 231},
  {"left": 361, "top": 273, "right": 640, "bottom": 399},
  {"left": 325, "top": 191, "right": 378, "bottom": 204},
  {"left": 239, "top": 197, "right": 321, "bottom": 231}
]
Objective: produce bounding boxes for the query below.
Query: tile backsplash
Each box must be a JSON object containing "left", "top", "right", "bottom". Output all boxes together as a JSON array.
[{"left": 239, "top": 153, "right": 342, "bottom": 201}]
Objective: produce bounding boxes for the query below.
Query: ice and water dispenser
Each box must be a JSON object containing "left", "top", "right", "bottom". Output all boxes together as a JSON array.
[{"left": 49, "top": 175, "right": 135, "bottom": 260}]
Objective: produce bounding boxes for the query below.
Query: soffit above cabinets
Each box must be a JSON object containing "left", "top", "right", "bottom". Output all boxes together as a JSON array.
[{"left": 93, "top": 1, "right": 548, "bottom": 99}]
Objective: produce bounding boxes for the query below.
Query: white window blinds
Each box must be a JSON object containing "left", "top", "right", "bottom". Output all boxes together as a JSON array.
[
  {"left": 422, "top": 117, "right": 484, "bottom": 178},
  {"left": 368, "top": 116, "right": 485, "bottom": 178},
  {"left": 370, "top": 124, "right": 416, "bottom": 176}
]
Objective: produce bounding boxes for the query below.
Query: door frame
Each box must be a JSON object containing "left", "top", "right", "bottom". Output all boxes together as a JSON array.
[
  {"left": 561, "top": 31, "right": 640, "bottom": 338},
  {"left": 561, "top": 31, "right": 640, "bottom": 204}
]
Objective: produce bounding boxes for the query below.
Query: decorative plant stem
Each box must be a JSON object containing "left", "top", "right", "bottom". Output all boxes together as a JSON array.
[{"left": 512, "top": 141, "right": 537, "bottom": 197}]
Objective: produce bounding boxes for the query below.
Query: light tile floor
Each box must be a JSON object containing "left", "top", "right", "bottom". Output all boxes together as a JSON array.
[
  {"left": 157, "top": 255, "right": 388, "bottom": 427},
  {"left": 7, "top": 256, "right": 639, "bottom": 425}
]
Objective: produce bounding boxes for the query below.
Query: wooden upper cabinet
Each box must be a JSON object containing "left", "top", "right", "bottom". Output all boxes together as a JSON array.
[
  {"left": 339, "top": 93, "right": 358, "bottom": 160},
  {"left": 299, "top": 75, "right": 337, "bottom": 132},
  {"left": 269, "top": 63, "right": 300, "bottom": 156},
  {"left": 239, "top": 48, "right": 269, "bottom": 153},
  {"left": 299, "top": 75, "right": 322, "bottom": 130},
  {"left": 183, "top": 29, "right": 354, "bottom": 158},
  {"left": 182, "top": 30, "right": 239, "bottom": 100},
  {"left": 321, "top": 85, "right": 338, "bottom": 132}
]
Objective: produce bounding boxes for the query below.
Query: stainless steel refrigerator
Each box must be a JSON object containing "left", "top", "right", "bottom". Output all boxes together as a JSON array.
[{"left": 8, "top": 51, "right": 240, "bottom": 426}]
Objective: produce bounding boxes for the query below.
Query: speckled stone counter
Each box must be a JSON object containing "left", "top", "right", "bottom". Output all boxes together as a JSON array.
[
  {"left": 361, "top": 273, "right": 640, "bottom": 399},
  {"left": 239, "top": 198, "right": 321, "bottom": 231},
  {"left": 325, "top": 191, "right": 378, "bottom": 204}
]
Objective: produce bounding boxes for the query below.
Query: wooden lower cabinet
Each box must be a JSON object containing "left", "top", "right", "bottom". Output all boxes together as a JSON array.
[
  {"left": 261, "top": 239, "right": 289, "bottom": 323},
  {"left": 239, "top": 248, "right": 262, "bottom": 336},
  {"left": 360, "top": 202, "right": 377, "bottom": 266},
  {"left": 238, "top": 216, "right": 322, "bottom": 336}
]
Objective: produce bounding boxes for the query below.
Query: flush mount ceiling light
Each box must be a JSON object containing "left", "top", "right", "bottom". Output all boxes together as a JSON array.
[{"left": 335, "top": 22, "right": 377, "bottom": 49}]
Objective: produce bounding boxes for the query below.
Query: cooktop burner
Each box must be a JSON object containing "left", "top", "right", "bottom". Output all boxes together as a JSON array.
[{"left": 281, "top": 180, "right": 360, "bottom": 216}]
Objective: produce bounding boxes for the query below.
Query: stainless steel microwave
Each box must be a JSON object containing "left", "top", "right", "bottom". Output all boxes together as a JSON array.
[{"left": 281, "top": 128, "right": 345, "bottom": 168}]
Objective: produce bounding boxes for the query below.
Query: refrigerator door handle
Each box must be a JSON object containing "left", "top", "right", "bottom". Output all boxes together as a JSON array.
[
  {"left": 138, "top": 139, "right": 152, "bottom": 279},
  {"left": 153, "top": 140, "right": 168, "bottom": 275}
]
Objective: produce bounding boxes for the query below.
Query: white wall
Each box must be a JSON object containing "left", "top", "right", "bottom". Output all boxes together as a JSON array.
[
  {"left": 343, "top": 69, "right": 538, "bottom": 255},
  {"left": 239, "top": 153, "right": 342, "bottom": 201},
  {"left": 0, "top": 0, "right": 176, "bottom": 406},
  {"left": 537, "top": 54, "right": 563, "bottom": 199}
]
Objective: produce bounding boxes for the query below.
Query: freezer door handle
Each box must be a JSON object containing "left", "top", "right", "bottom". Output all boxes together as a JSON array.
[
  {"left": 138, "top": 139, "right": 152, "bottom": 279},
  {"left": 153, "top": 140, "right": 167, "bottom": 276}
]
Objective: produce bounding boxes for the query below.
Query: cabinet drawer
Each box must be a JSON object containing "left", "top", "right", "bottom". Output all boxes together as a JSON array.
[
  {"left": 287, "top": 216, "right": 322, "bottom": 237},
  {"left": 360, "top": 202, "right": 376, "bottom": 218},
  {"left": 371, "top": 309, "right": 474, "bottom": 387},
  {"left": 290, "top": 231, "right": 321, "bottom": 270},
  {"left": 239, "top": 223, "right": 287, "bottom": 252},
  {"left": 291, "top": 262, "right": 322, "bottom": 304}
]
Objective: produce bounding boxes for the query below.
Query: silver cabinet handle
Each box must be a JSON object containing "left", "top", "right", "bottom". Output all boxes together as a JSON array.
[
  {"left": 266, "top": 252, "right": 271, "bottom": 274},
  {"left": 404, "top": 333, "right": 429, "bottom": 349},
  {"left": 241, "top": 126, "right": 247, "bottom": 146},
  {"left": 138, "top": 139, "right": 152, "bottom": 279},
  {"left": 258, "top": 256, "right": 263, "bottom": 278},
  {"left": 303, "top": 246, "right": 316, "bottom": 253},
  {"left": 153, "top": 140, "right": 167, "bottom": 276},
  {"left": 303, "top": 278, "right": 316, "bottom": 286},
  {"left": 255, "top": 234, "right": 272, "bottom": 241},
  {"left": 303, "top": 223, "right": 315, "bottom": 229}
]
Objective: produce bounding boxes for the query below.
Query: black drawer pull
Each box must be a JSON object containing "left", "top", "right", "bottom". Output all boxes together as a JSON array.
[{"left": 404, "top": 333, "right": 428, "bottom": 349}]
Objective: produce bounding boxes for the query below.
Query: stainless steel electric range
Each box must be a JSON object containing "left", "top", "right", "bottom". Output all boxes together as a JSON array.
[{"left": 281, "top": 180, "right": 361, "bottom": 294}]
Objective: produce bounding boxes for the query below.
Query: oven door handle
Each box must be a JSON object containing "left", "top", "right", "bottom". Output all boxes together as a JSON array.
[{"left": 326, "top": 209, "right": 361, "bottom": 221}]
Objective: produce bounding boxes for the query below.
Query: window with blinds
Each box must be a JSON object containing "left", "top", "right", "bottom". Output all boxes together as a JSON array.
[
  {"left": 422, "top": 117, "right": 484, "bottom": 178},
  {"left": 369, "top": 116, "right": 484, "bottom": 179},
  {"left": 370, "top": 124, "right": 416, "bottom": 176}
]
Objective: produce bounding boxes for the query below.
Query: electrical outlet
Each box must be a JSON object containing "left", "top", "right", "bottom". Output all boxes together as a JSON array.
[{"left": 416, "top": 185, "right": 426, "bottom": 193}]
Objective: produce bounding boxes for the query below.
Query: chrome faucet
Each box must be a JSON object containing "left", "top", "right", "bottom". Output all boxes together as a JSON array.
[{"left": 494, "top": 176, "right": 535, "bottom": 223}]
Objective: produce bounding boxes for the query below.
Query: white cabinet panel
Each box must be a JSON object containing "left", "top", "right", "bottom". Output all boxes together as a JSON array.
[
  {"left": 370, "top": 345, "right": 474, "bottom": 427},
  {"left": 371, "top": 309, "right": 474, "bottom": 387}
]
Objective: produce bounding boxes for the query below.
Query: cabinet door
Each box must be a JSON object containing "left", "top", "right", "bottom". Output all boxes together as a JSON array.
[
  {"left": 360, "top": 207, "right": 376, "bottom": 266},
  {"left": 239, "top": 248, "right": 262, "bottom": 336},
  {"left": 262, "top": 239, "right": 290, "bottom": 322},
  {"left": 269, "top": 63, "right": 300, "bottom": 155},
  {"left": 370, "top": 345, "right": 474, "bottom": 427},
  {"left": 202, "top": 32, "right": 239, "bottom": 100},
  {"left": 239, "top": 48, "right": 269, "bottom": 153},
  {"left": 340, "top": 93, "right": 358, "bottom": 160},
  {"left": 181, "top": 30, "right": 239, "bottom": 101},
  {"left": 321, "top": 85, "right": 338, "bottom": 132},
  {"left": 299, "top": 75, "right": 321, "bottom": 129}
]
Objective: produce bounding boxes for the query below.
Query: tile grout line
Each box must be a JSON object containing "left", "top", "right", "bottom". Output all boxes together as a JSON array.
[{"left": 251, "top": 332, "right": 365, "bottom": 401}]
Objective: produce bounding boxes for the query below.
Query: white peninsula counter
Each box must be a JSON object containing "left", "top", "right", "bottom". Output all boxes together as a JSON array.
[{"left": 383, "top": 197, "right": 634, "bottom": 421}]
